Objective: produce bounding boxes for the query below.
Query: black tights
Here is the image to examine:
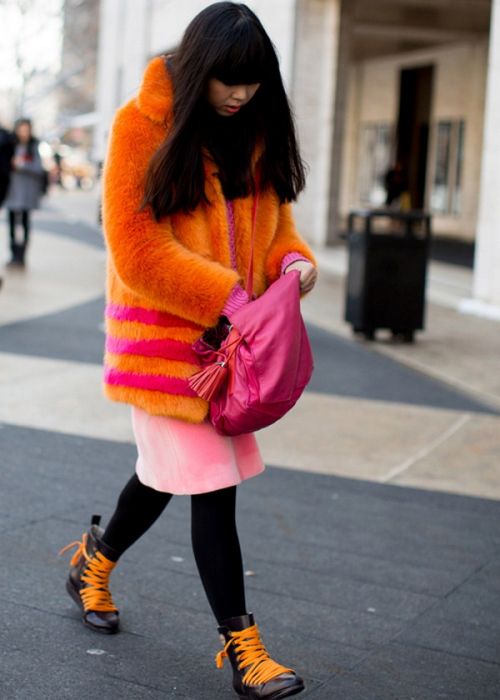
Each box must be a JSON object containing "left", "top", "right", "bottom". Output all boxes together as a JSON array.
[
  {"left": 102, "top": 474, "right": 247, "bottom": 624},
  {"left": 8, "top": 210, "right": 30, "bottom": 248}
]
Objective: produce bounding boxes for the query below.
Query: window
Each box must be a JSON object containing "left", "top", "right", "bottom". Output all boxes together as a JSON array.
[
  {"left": 430, "top": 120, "right": 465, "bottom": 215},
  {"left": 452, "top": 120, "right": 465, "bottom": 215},
  {"left": 359, "top": 124, "right": 392, "bottom": 206}
]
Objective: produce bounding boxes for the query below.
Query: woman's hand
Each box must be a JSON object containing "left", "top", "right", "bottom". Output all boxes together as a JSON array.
[
  {"left": 12, "top": 156, "right": 27, "bottom": 170},
  {"left": 284, "top": 260, "right": 318, "bottom": 293}
]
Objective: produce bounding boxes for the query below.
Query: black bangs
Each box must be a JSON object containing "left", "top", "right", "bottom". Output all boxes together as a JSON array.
[
  {"left": 210, "top": 22, "right": 268, "bottom": 85},
  {"left": 143, "top": 2, "right": 306, "bottom": 219}
]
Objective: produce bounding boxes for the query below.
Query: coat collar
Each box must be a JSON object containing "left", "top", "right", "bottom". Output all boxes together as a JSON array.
[{"left": 136, "top": 56, "right": 174, "bottom": 125}]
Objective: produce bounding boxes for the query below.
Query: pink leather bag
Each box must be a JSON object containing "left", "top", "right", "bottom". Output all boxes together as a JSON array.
[{"left": 188, "top": 191, "right": 314, "bottom": 436}]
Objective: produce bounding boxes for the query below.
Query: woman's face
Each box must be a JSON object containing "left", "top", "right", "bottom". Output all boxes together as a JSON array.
[
  {"left": 16, "top": 123, "right": 31, "bottom": 143},
  {"left": 207, "top": 79, "right": 261, "bottom": 117}
]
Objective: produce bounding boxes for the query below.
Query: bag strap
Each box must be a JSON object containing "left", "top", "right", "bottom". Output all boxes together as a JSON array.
[{"left": 245, "top": 173, "right": 260, "bottom": 298}]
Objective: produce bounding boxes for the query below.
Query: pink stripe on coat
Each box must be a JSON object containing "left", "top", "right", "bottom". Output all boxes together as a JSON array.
[
  {"left": 106, "top": 336, "right": 199, "bottom": 363},
  {"left": 104, "top": 367, "right": 198, "bottom": 397},
  {"left": 106, "top": 303, "right": 203, "bottom": 330}
]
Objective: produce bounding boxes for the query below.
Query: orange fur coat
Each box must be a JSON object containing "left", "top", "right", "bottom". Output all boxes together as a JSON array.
[{"left": 102, "top": 56, "right": 316, "bottom": 422}]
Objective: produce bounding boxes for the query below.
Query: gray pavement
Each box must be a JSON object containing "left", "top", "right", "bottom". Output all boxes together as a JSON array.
[
  {"left": 1, "top": 424, "right": 500, "bottom": 699},
  {"left": 1, "top": 190, "right": 500, "bottom": 699}
]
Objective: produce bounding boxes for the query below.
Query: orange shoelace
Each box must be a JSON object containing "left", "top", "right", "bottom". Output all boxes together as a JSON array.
[
  {"left": 215, "top": 624, "right": 293, "bottom": 686},
  {"left": 59, "top": 533, "right": 118, "bottom": 613}
]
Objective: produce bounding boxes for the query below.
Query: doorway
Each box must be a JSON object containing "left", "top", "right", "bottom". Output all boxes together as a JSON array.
[{"left": 395, "top": 66, "right": 434, "bottom": 210}]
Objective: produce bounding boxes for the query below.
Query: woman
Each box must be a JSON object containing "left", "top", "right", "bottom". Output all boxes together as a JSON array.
[
  {"left": 4, "top": 118, "right": 45, "bottom": 267},
  {"left": 61, "top": 4, "right": 317, "bottom": 698}
]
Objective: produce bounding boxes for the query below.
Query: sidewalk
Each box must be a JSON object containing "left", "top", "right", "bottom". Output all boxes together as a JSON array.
[{"left": 0, "top": 190, "right": 499, "bottom": 699}]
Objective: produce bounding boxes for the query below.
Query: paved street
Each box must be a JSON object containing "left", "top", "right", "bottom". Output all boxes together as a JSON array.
[{"left": 1, "top": 189, "right": 500, "bottom": 699}]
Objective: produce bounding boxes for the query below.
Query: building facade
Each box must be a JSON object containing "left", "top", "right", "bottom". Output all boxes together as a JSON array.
[
  {"left": 95, "top": 0, "right": 500, "bottom": 316},
  {"left": 57, "top": 0, "right": 100, "bottom": 144}
]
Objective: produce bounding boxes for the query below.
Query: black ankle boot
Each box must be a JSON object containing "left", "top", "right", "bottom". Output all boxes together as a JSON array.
[
  {"left": 16, "top": 243, "right": 26, "bottom": 266},
  {"left": 7, "top": 244, "right": 24, "bottom": 267},
  {"left": 60, "top": 515, "right": 120, "bottom": 634},
  {"left": 216, "top": 613, "right": 305, "bottom": 699}
]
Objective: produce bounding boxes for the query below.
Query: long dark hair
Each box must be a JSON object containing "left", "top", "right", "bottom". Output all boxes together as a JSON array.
[{"left": 143, "top": 2, "right": 306, "bottom": 220}]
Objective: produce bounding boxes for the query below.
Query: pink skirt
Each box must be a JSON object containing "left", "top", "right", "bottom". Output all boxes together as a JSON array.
[{"left": 132, "top": 407, "right": 265, "bottom": 495}]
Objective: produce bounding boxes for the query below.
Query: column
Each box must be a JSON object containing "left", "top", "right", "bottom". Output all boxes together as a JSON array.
[
  {"left": 120, "top": 0, "right": 151, "bottom": 100},
  {"left": 327, "top": 0, "right": 352, "bottom": 243},
  {"left": 93, "top": 0, "right": 125, "bottom": 162},
  {"left": 291, "top": 0, "right": 342, "bottom": 247},
  {"left": 462, "top": 0, "right": 500, "bottom": 320}
]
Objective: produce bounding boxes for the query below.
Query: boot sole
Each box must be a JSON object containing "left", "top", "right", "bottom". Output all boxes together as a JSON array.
[
  {"left": 65, "top": 577, "right": 119, "bottom": 635},
  {"left": 238, "top": 683, "right": 305, "bottom": 700}
]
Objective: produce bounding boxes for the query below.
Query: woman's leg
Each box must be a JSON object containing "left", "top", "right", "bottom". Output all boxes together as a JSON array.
[
  {"left": 21, "top": 209, "right": 30, "bottom": 248},
  {"left": 191, "top": 485, "right": 247, "bottom": 624},
  {"left": 62, "top": 473, "right": 172, "bottom": 634},
  {"left": 193, "top": 486, "right": 305, "bottom": 699},
  {"left": 8, "top": 210, "right": 16, "bottom": 248},
  {"left": 14, "top": 209, "right": 30, "bottom": 264},
  {"left": 102, "top": 472, "right": 173, "bottom": 555}
]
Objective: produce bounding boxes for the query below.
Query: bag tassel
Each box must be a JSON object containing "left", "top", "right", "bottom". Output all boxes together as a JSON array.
[{"left": 188, "top": 362, "right": 228, "bottom": 401}]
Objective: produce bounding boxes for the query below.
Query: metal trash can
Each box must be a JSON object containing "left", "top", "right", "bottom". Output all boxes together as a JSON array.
[{"left": 344, "top": 209, "right": 431, "bottom": 343}]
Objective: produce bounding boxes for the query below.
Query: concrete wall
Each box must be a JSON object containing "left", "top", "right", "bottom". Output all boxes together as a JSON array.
[
  {"left": 94, "top": 0, "right": 146, "bottom": 160},
  {"left": 340, "top": 63, "right": 362, "bottom": 217},
  {"left": 341, "top": 40, "right": 489, "bottom": 241}
]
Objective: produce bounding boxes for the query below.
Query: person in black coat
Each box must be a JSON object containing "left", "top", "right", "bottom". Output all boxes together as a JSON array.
[
  {"left": 0, "top": 124, "right": 14, "bottom": 286},
  {"left": 0, "top": 124, "right": 14, "bottom": 207}
]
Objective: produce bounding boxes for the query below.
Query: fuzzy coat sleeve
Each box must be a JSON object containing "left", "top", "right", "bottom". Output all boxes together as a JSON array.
[
  {"left": 102, "top": 103, "right": 241, "bottom": 328},
  {"left": 264, "top": 202, "right": 316, "bottom": 286}
]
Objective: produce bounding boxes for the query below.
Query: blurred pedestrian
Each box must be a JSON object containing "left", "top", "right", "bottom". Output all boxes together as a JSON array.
[
  {"left": 60, "top": 3, "right": 316, "bottom": 699},
  {"left": 4, "top": 118, "right": 45, "bottom": 267},
  {"left": 384, "top": 160, "right": 405, "bottom": 207},
  {"left": 0, "top": 121, "right": 14, "bottom": 288},
  {"left": 0, "top": 121, "right": 14, "bottom": 207},
  {"left": 52, "top": 147, "right": 63, "bottom": 186}
]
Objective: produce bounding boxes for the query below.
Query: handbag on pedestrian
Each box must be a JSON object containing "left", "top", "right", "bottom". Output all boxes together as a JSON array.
[{"left": 189, "top": 189, "right": 314, "bottom": 436}]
